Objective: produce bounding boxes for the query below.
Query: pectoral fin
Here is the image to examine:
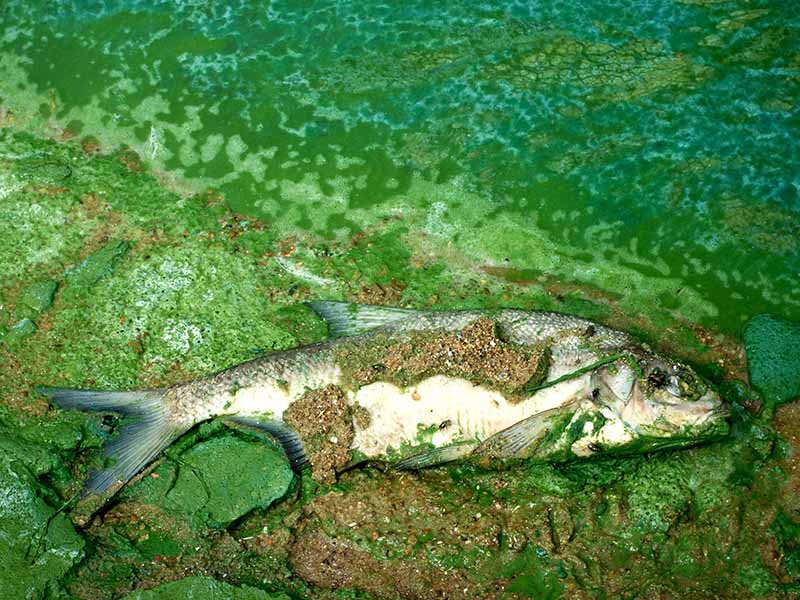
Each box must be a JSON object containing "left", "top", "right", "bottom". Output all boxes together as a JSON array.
[
  {"left": 473, "top": 402, "right": 577, "bottom": 459},
  {"left": 224, "top": 416, "right": 307, "bottom": 473},
  {"left": 394, "top": 441, "right": 479, "bottom": 470}
]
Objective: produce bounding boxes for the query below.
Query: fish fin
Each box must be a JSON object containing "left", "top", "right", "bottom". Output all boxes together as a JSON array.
[
  {"left": 305, "top": 301, "right": 417, "bottom": 337},
  {"left": 394, "top": 441, "right": 479, "bottom": 470},
  {"left": 35, "top": 386, "right": 160, "bottom": 416},
  {"left": 224, "top": 416, "right": 307, "bottom": 473},
  {"left": 474, "top": 403, "right": 576, "bottom": 459},
  {"left": 37, "top": 387, "right": 184, "bottom": 497}
]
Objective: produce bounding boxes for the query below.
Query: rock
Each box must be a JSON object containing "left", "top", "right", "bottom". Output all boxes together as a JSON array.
[
  {"left": 128, "top": 432, "right": 294, "bottom": 528},
  {"left": 15, "top": 280, "right": 58, "bottom": 319},
  {"left": 63, "top": 240, "right": 130, "bottom": 301},
  {"left": 744, "top": 314, "right": 800, "bottom": 406},
  {"left": 2, "top": 318, "right": 36, "bottom": 349},
  {"left": 0, "top": 453, "right": 84, "bottom": 598}
]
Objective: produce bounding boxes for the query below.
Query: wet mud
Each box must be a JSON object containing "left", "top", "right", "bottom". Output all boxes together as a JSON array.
[
  {"left": 284, "top": 385, "right": 355, "bottom": 484},
  {"left": 336, "top": 318, "right": 549, "bottom": 401}
]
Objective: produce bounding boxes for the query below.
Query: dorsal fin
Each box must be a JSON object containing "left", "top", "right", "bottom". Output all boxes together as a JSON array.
[{"left": 305, "top": 301, "right": 418, "bottom": 337}]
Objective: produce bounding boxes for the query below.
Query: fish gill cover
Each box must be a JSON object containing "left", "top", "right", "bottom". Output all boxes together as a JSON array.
[{"left": 0, "top": 0, "right": 798, "bottom": 598}]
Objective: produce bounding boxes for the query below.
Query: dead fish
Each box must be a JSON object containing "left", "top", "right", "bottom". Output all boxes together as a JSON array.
[{"left": 38, "top": 302, "right": 729, "bottom": 498}]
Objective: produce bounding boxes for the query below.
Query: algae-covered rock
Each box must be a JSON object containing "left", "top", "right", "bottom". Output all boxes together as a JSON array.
[
  {"left": 0, "top": 408, "right": 99, "bottom": 500},
  {"left": 0, "top": 410, "right": 91, "bottom": 597},
  {"left": 62, "top": 239, "right": 130, "bottom": 302},
  {"left": 121, "top": 576, "right": 289, "bottom": 599},
  {"left": 0, "top": 453, "right": 84, "bottom": 598},
  {"left": 2, "top": 317, "right": 36, "bottom": 349},
  {"left": 127, "top": 432, "right": 293, "bottom": 528},
  {"left": 15, "top": 279, "right": 58, "bottom": 319},
  {"left": 174, "top": 434, "right": 293, "bottom": 527},
  {"left": 745, "top": 314, "right": 800, "bottom": 406}
]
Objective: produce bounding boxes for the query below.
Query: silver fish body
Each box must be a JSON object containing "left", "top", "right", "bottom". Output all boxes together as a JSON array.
[{"left": 40, "top": 302, "right": 728, "bottom": 496}]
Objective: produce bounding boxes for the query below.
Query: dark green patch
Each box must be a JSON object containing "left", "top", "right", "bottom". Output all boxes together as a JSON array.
[
  {"left": 1, "top": 317, "right": 36, "bottom": 349},
  {"left": 15, "top": 280, "right": 58, "bottom": 319},
  {"left": 744, "top": 314, "right": 800, "bottom": 407},
  {"left": 499, "top": 544, "right": 564, "bottom": 599},
  {"left": 123, "top": 432, "right": 293, "bottom": 529}
]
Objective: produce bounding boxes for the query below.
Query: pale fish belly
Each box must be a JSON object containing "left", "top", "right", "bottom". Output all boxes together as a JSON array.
[
  {"left": 224, "top": 364, "right": 344, "bottom": 419},
  {"left": 226, "top": 383, "right": 294, "bottom": 418},
  {"left": 348, "top": 374, "right": 590, "bottom": 458}
]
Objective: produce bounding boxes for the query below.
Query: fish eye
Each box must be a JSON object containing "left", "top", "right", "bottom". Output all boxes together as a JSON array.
[
  {"left": 666, "top": 375, "right": 682, "bottom": 397},
  {"left": 647, "top": 367, "right": 667, "bottom": 388},
  {"left": 667, "top": 367, "right": 708, "bottom": 400}
]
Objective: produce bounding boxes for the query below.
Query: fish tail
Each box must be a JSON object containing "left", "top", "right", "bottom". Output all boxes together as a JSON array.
[{"left": 37, "top": 386, "right": 185, "bottom": 497}]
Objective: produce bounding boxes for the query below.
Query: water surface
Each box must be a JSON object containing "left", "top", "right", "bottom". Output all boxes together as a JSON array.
[{"left": 1, "top": 0, "right": 798, "bottom": 331}]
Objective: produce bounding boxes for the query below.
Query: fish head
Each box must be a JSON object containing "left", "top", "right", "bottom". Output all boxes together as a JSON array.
[{"left": 589, "top": 353, "right": 729, "bottom": 451}]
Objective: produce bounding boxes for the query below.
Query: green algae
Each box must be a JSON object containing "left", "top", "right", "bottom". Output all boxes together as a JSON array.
[
  {"left": 47, "top": 240, "right": 302, "bottom": 387},
  {"left": 745, "top": 314, "right": 800, "bottom": 407},
  {"left": 0, "top": 173, "right": 86, "bottom": 281},
  {"left": 121, "top": 576, "right": 289, "bottom": 600},
  {"left": 0, "top": 127, "right": 788, "bottom": 597},
  {"left": 500, "top": 546, "right": 564, "bottom": 600},
  {"left": 772, "top": 512, "right": 800, "bottom": 589}
]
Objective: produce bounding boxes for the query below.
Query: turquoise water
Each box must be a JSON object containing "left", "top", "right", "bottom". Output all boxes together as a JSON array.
[{"left": 1, "top": 1, "right": 798, "bottom": 330}]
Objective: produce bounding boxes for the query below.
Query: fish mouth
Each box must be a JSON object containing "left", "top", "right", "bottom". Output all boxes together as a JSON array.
[
  {"left": 708, "top": 400, "right": 731, "bottom": 419},
  {"left": 695, "top": 402, "right": 730, "bottom": 435},
  {"left": 648, "top": 401, "right": 730, "bottom": 437},
  {"left": 622, "top": 388, "right": 730, "bottom": 438},
  {"left": 696, "top": 390, "right": 730, "bottom": 421}
]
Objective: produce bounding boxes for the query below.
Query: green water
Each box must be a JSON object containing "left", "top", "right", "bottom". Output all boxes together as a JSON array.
[{"left": 1, "top": 0, "right": 798, "bottom": 331}]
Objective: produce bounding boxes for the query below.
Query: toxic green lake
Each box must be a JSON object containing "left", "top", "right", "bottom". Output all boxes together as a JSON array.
[{"left": 1, "top": 0, "right": 797, "bottom": 332}]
